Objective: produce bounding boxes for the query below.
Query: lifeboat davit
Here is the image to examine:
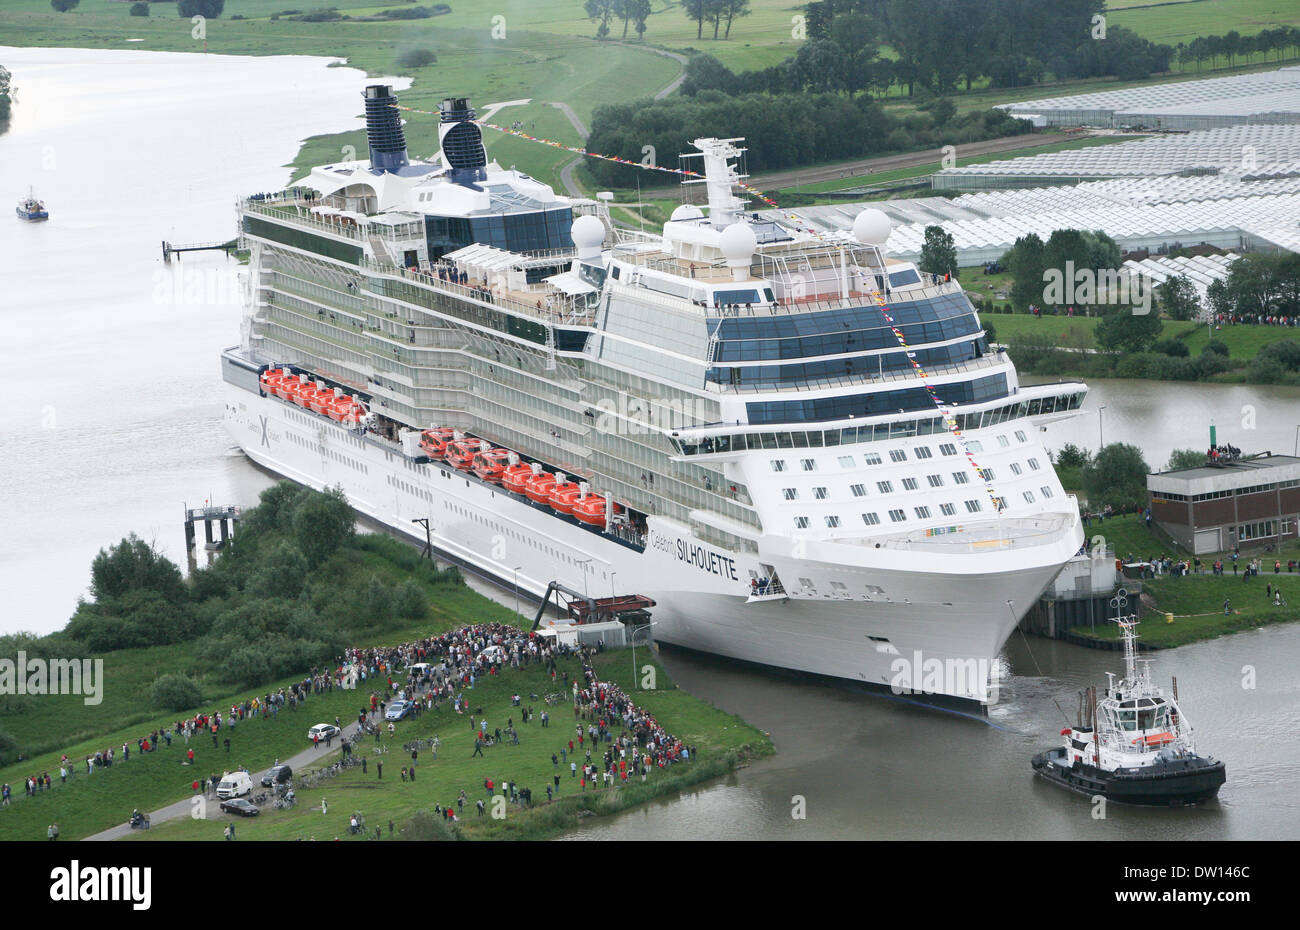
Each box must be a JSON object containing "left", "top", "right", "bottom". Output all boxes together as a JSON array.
[
  {"left": 446, "top": 438, "right": 481, "bottom": 471},
  {"left": 502, "top": 461, "right": 533, "bottom": 495},
  {"left": 524, "top": 465, "right": 558, "bottom": 504},
  {"left": 574, "top": 492, "right": 622, "bottom": 528},
  {"left": 472, "top": 448, "right": 511, "bottom": 484},
  {"left": 419, "top": 427, "right": 456, "bottom": 459},
  {"left": 549, "top": 474, "right": 581, "bottom": 514}
]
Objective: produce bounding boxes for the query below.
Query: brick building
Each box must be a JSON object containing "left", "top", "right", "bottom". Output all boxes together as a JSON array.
[{"left": 1147, "top": 453, "right": 1300, "bottom": 555}]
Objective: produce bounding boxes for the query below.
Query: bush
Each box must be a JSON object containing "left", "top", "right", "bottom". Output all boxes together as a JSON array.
[
  {"left": 90, "top": 533, "right": 187, "bottom": 605},
  {"left": 1152, "top": 338, "right": 1189, "bottom": 357},
  {"left": 1203, "top": 339, "right": 1229, "bottom": 357},
  {"left": 50, "top": 0, "right": 80, "bottom": 11},
  {"left": 396, "top": 48, "right": 438, "bottom": 69},
  {"left": 291, "top": 485, "right": 354, "bottom": 565},
  {"left": 130, "top": 2, "right": 149, "bottom": 15},
  {"left": 393, "top": 579, "right": 429, "bottom": 620},
  {"left": 0, "top": 726, "right": 19, "bottom": 766},
  {"left": 151, "top": 674, "right": 202, "bottom": 711}
]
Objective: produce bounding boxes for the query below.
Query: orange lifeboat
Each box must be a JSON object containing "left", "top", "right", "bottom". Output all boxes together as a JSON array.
[
  {"left": 419, "top": 427, "right": 456, "bottom": 459},
  {"left": 307, "top": 380, "right": 333, "bottom": 415},
  {"left": 574, "top": 490, "right": 622, "bottom": 528},
  {"left": 287, "top": 374, "right": 313, "bottom": 407},
  {"left": 524, "top": 465, "right": 558, "bottom": 504},
  {"left": 260, "top": 368, "right": 286, "bottom": 396},
  {"left": 271, "top": 368, "right": 295, "bottom": 400},
  {"left": 549, "top": 474, "right": 581, "bottom": 514},
  {"left": 329, "top": 390, "right": 367, "bottom": 425},
  {"left": 472, "top": 448, "right": 511, "bottom": 484},
  {"left": 446, "top": 438, "right": 481, "bottom": 471},
  {"left": 502, "top": 460, "right": 533, "bottom": 495}
]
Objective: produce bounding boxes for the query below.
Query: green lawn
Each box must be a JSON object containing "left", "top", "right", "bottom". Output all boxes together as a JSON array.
[
  {"left": 125, "top": 649, "right": 769, "bottom": 842},
  {"left": 1108, "top": 0, "right": 1300, "bottom": 46}
]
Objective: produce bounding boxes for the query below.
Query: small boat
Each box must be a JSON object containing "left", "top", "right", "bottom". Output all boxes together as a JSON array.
[
  {"left": 307, "top": 381, "right": 333, "bottom": 415},
  {"left": 573, "top": 491, "right": 621, "bottom": 528},
  {"left": 446, "top": 438, "right": 482, "bottom": 471},
  {"left": 1031, "top": 594, "right": 1226, "bottom": 807},
  {"left": 472, "top": 448, "right": 511, "bottom": 484},
  {"left": 16, "top": 189, "right": 48, "bottom": 221},
  {"left": 271, "top": 368, "right": 296, "bottom": 400},
  {"left": 502, "top": 460, "right": 533, "bottom": 495},
  {"left": 523, "top": 465, "right": 558, "bottom": 504},
  {"left": 260, "top": 368, "right": 287, "bottom": 396},
  {"left": 549, "top": 475, "right": 582, "bottom": 514},
  {"left": 327, "top": 389, "right": 367, "bottom": 425},
  {"left": 419, "top": 427, "right": 456, "bottom": 459}
]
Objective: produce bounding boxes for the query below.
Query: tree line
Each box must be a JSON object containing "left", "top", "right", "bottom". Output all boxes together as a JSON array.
[{"left": 584, "top": 91, "right": 1029, "bottom": 187}]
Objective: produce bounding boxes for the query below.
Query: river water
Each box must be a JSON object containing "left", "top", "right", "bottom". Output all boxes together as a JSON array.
[
  {"left": 0, "top": 47, "right": 406, "bottom": 636},
  {"left": 1, "top": 48, "right": 1296, "bottom": 839}
]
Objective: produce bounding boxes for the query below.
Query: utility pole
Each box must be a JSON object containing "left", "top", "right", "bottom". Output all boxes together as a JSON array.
[{"left": 411, "top": 518, "right": 434, "bottom": 566}]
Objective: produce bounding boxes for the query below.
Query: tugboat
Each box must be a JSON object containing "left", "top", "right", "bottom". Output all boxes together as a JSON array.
[
  {"left": 16, "top": 188, "right": 48, "bottom": 221},
  {"left": 1031, "top": 590, "right": 1226, "bottom": 806}
]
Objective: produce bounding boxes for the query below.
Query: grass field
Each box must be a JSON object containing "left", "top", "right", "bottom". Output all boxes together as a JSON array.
[{"left": 122, "top": 649, "right": 769, "bottom": 841}]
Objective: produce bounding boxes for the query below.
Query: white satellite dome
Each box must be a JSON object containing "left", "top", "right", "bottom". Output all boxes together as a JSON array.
[
  {"left": 853, "top": 208, "right": 892, "bottom": 246},
  {"left": 570, "top": 214, "right": 605, "bottom": 258},
  {"left": 719, "top": 222, "right": 757, "bottom": 263},
  {"left": 670, "top": 204, "right": 705, "bottom": 221}
]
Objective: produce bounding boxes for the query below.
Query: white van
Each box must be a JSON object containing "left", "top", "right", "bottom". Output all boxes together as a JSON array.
[{"left": 216, "top": 772, "right": 253, "bottom": 800}]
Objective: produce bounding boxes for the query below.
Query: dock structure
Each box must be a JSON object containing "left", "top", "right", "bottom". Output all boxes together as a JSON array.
[
  {"left": 184, "top": 503, "right": 239, "bottom": 555},
  {"left": 162, "top": 239, "right": 237, "bottom": 262}
]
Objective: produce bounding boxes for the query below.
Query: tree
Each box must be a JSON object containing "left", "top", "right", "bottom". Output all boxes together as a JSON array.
[
  {"left": 1054, "top": 443, "right": 1092, "bottom": 469},
  {"left": 50, "top": 0, "right": 80, "bottom": 10},
  {"left": 246, "top": 541, "right": 309, "bottom": 600},
  {"left": 682, "top": 0, "right": 706, "bottom": 39},
  {"left": 627, "top": 0, "right": 651, "bottom": 39},
  {"left": 90, "top": 533, "right": 186, "bottom": 605},
  {"left": 1081, "top": 443, "right": 1150, "bottom": 508},
  {"left": 178, "top": 0, "right": 224, "bottom": 16},
  {"left": 1158, "top": 274, "right": 1201, "bottom": 322},
  {"left": 1165, "top": 449, "right": 1206, "bottom": 471},
  {"left": 585, "top": 0, "right": 616, "bottom": 38},
  {"left": 392, "top": 579, "right": 429, "bottom": 620},
  {"left": 130, "top": 2, "right": 150, "bottom": 15},
  {"left": 1004, "top": 233, "right": 1046, "bottom": 311},
  {"left": 918, "top": 225, "right": 958, "bottom": 279},
  {"left": 0, "top": 726, "right": 18, "bottom": 767},
  {"left": 291, "top": 485, "right": 355, "bottom": 566},
  {"left": 680, "top": 54, "right": 738, "bottom": 96},
  {"left": 151, "top": 674, "right": 202, "bottom": 711},
  {"left": 1095, "top": 310, "right": 1163, "bottom": 353},
  {"left": 720, "top": 0, "right": 750, "bottom": 39}
]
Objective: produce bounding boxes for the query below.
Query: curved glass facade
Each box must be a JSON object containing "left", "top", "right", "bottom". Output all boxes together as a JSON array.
[
  {"left": 746, "top": 373, "right": 1010, "bottom": 425},
  {"left": 708, "top": 339, "right": 987, "bottom": 388},
  {"left": 712, "top": 293, "right": 978, "bottom": 363}
]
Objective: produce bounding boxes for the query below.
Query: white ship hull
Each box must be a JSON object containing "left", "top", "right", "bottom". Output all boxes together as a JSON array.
[{"left": 224, "top": 385, "right": 1081, "bottom": 704}]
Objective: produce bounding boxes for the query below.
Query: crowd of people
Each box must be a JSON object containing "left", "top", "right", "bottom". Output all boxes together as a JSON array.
[
  {"left": 6, "top": 620, "right": 697, "bottom": 838},
  {"left": 1212, "top": 312, "right": 1298, "bottom": 328}
]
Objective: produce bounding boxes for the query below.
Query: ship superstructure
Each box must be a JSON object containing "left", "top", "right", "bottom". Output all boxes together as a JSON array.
[{"left": 222, "top": 84, "right": 1088, "bottom": 703}]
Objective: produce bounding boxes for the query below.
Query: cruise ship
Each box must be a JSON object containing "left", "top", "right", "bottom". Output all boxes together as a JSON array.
[{"left": 222, "top": 85, "right": 1087, "bottom": 704}]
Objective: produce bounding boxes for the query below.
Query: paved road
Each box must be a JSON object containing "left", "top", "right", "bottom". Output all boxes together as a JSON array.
[
  {"left": 84, "top": 716, "right": 368, "bottom": 841},
  {"left": 747, "top": 131, "right": 1077, "bottom": 191}
]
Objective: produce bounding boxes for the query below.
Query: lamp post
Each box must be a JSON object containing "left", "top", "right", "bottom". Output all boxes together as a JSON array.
[
  {"left": 1098, "top": 405, "right": 1107, "bottom": 451},
  {"left": 574, "top": 556, "right": 591, "bottom": 600},
  {"left": 630, "top": 622, "right": 656, "bottom": 690},
  {"left": 610, "top": 570, "right": 617, "bottom": 599},
  {"left": 512, "top": 565, "right": 522, "bottom": 619}
]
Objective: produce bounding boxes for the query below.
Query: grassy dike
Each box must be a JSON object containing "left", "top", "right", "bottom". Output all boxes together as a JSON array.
[
  {"left": 127, "top": 650, "right": 770, "bottom": 842},
  {"left": 0, "top": 541, "right": 771, "bottom": 842}
]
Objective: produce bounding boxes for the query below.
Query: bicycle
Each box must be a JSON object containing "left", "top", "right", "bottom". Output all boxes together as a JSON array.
[
  {"left": 543, "top": 692, "right": 565, "bottom": 706},
  {"left": 274, "top": 794, "right": 297, "bottom": 810},
  {"left": 373, "top": 744, "right": 389, "bottom": 755}
]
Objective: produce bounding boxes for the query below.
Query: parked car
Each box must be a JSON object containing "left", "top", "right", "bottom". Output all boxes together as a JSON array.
[
  {"left": 385, "top": 700, "right": 413, "bottom": 721},
  {"left": 220, "top": 798, "right": 260, "bottom": 817},
  {"left": 216, "top": 771, "right": 253, "bottom": 800},
  {"left": 261, "top": 764, "right": 292, "bottom": 788},
  {"left": 308, "top": 723, "right": 340, "bottom": 743}
]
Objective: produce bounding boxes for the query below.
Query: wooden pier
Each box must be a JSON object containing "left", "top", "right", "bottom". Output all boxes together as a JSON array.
[{"left": 184, "top": 503, "right": 239, "bottom": 554}]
